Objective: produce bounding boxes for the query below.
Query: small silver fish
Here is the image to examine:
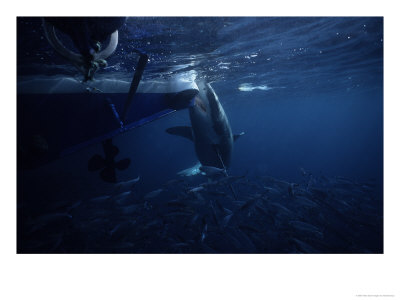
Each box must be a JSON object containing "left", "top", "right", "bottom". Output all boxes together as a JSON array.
[
  {"left": 222, "top": 214, "right": 233, "bottom": 228},
  {"left": 289, "top": 221, "right": 323, "bottom": 239},
  {"left": 201, "top": 223, "right": 208, "bottom": 243},
  {"left": 188, "top": 186, "right": 204, "bottom": 193},
  {"left": 89, "top": 195, "right": 111, "bottom": 202},
  {"left": 114, "top": 176, "right": 140, "bottom": 192},
  {"left": 144, "top": 188, "right": 164, "bottom": 199},
  {"left": 112, "top": 191, "right": 132, "bottom": 204},
  {"left": 200, "top": 165, "right": 227, "bottom": 177}
]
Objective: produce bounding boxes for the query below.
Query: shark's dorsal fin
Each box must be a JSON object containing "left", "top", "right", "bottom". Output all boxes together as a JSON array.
[
  {"left": 233, "top": 131, "right": 245, "bottom": 142},
  {"left": 166, "top": 126, "right": 193, "bottom": 141}
]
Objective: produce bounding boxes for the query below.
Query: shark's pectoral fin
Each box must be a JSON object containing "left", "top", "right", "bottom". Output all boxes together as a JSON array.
[
  {"left": 166, "top": 126, "right": 194, "bottom": 141},
  {"left": 233, "top": 131, "right": 245, "bottom": 142}
]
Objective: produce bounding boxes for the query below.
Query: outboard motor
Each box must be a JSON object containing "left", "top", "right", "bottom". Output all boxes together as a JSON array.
[{"left": 42, "top": 17, "right": 126, "bottom": 81}]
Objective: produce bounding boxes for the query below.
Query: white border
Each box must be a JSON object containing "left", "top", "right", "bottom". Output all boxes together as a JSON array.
[{"left": 2, "top": 1, "right": 399, "bottom": 300}]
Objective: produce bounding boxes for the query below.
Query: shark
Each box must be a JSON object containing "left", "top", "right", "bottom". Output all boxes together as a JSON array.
[{"left": 166, "top": 80, "right": 244, "bottom": 170}]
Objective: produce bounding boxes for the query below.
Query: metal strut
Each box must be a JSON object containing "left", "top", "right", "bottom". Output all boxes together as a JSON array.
[{"left": 121, "top": 50, "right": 149, "bottom": 124}]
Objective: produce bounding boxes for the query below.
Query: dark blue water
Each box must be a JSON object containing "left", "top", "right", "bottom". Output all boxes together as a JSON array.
[{"left": 17, "top": 17, "right": 383, "bottom": 253}]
